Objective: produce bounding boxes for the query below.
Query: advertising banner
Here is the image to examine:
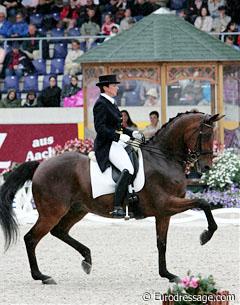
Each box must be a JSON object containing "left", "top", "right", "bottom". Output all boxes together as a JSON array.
[{"left": 0, "top": 124, "right": 79, "bottom": 172}]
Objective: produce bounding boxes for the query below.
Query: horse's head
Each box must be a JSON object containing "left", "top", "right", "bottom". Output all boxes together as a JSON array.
[{"left": 184, "top": 113, "right": 224, "bottom": 173}]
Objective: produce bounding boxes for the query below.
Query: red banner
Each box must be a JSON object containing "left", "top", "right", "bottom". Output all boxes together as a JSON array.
[{"left": 0, "top": 124, "right": 78, "bottom": 172}]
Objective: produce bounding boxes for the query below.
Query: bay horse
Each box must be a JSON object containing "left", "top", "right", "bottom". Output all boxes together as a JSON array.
[{"left": 0, "top": 111, "right": 224, "bottom": 285}]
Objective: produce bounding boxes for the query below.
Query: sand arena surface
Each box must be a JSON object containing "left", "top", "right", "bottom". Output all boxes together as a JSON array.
[{"left": 0, "top": 217, "right": 239, "bottom": 305}]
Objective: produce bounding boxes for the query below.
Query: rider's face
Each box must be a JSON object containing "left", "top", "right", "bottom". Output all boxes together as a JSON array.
[{"left": 104, "top": 84, "right": 119, "bottom": 97}]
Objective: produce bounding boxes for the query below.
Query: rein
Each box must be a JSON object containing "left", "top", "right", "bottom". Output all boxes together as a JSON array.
[{"left": 129, "top": 115, "right": 214, "bottom": 173}]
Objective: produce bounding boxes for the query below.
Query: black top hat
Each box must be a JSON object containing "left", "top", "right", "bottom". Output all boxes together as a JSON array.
[{"left": 96, "top": 74, "right": 120, "bottom": 86}]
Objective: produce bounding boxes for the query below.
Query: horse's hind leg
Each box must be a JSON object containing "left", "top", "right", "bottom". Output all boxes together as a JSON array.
[
  {"left": 50, "top": 204, "right": 92, "bottom": 275},
  {"left": 155, "top": 216, "right": 179, "bottom": 283},
  {"left": 24, "top": 211, "right": 67, "bottom": 284}
]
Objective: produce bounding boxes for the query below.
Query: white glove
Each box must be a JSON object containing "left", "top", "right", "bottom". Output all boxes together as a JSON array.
[
  {"left": 119, "top": 134, "right": 130, "bottom": 143},
  {"left": 132, "top": 131, "right": 143, "bottom": 141}
]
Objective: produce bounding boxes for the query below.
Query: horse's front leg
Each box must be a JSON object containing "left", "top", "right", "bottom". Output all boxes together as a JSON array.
[
  {"left": 155, "top": 216, "right": 179, "bottom": 283},
  {"left": 167, "top": 196, "right": 218, "bottom": 245}
]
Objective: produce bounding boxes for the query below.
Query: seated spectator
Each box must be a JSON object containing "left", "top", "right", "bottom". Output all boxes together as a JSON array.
[
  {"left": 0, "top": 89, "right": 21, "bottom": 107},
  {"left": 84, "top": 0, "right": 101, "bottom": 26},
  {"left": 144, "top": 88, "right": 160, "bottom": 106},
  {"left": 222, "top": 21, "right": 239, "bottom": 45},
  {"left": 170, "top": 0, "right": 186, "bottom": 11},
  {"left": 22, "top": 90, "right": 38, "bottom": 107},
  {"left": 36, "top": 0, "right": 54, "bottom": 14},
  {"left": 225, "top": 35, "right": 240, "bottom": 50},
  {"left": 0, "top": 11, "right": 11, "bottom": 37},
  {"left": 0, "top": 4, "right": 6, "bottom": 16},
  {"left": 143, "top": 0, "right": 160, "bottom": 15},
  {"left": 0, "top": 41, "right": 5, "bottom": 74},
  {"left": 22, "top": 0, "right": 39, "bottom": 16},
  {"left": 80, "top": 8, "right": 100, "bottom": 50},
  {"left": 142, "top": 111, "right": 161, "bottom": 140},
  {"left": 22, "top": 24, "right": 41, "bottom": 60},
  {"left": 119, "top": 80, "right": 141, "bottom": 106},
  {"left": 212, "top": 6, "right": 231, "bottom": 33},
  {"left": 101, "top": 0, "right": 119, "bottom": 17},
  {"left": 64, "top": 39, "right": 83, "bottom": 75},
  {"left": 194, "top": 6, "right": 213, "bottom": 32},
  {"left": 37, "top": 75, "right": 61, "bottom": 107},
  {"left": 1, "top": 0, "right": 23, "bottom": 18},
  {"left": 60, "top": 0, "right": 80, "bottom": 29},
  {"left": 104, "top": 24, "right": 119, "bottom": 41},
  {"left": 131, "top": 0, "right": 150, "bottom": 20},
  {"left": 2, "top": 41, "right": 35, "bottom": 77},
  {"left": 61, "top": 74, "right": 82, "bottom": 106},
  {"left": 101, "top": 13, "right": 116, "bottom": 35},
  {"left": 186, "top": 0, "right": 207, "bottom": 24},
  {"left": 8, "top": 12, "right": 29, "bottom": 38},
  {"left": 121, "top": 110, "right": 138, "bottom": 130},
  {"left": 208, "top": 0, "right": 224, "bottom": 19},
  {"left": 119, "top": 8, "right": 135, "bottom": 32}
]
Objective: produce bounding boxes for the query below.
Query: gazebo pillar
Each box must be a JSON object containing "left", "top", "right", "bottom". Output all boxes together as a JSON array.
[
  {"left": 217, "top": 64, "right": 224, "bottom": 144},
  {"left": 160, "top": 63, "right": 167, "bottom": 125}
]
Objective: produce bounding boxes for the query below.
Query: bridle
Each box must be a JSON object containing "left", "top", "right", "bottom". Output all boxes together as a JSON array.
[
  {"left": 185, "top": 115, "right": 214, "bottom": 172},
  {"left": 129, "top": 115, "right": 215, "bottom": 173}
]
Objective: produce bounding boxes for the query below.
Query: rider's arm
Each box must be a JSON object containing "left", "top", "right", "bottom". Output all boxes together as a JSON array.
[{"left": 94, "top": 102, "right": 120, "bottom": 142}]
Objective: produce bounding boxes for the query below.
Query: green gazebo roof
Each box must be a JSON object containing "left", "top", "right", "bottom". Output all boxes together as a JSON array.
[{"left": 80, "top": 13, "right": 240, "bottom": 63}]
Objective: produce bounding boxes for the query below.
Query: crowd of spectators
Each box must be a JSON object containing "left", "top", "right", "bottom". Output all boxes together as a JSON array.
[{"left": 0, "top": 0, "right": 239, "bottom": 107}]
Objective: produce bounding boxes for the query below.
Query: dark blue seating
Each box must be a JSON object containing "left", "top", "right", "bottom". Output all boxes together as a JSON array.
[
  {"left": 4, "top": 76, "right": 19, "bottom": 92},
  {"left": 30, "top": 14, "right": 43, "bottom": 27},
  {"left": 51, "top": 28, "right": 65, "bottom": 43},
  {"left": 37, "top": 28, "right": 47, "bottom": 36},
  {"left": 32, "top": 59, "right": 46, "bottom": 75},
  {"left": 52, "top": 13, "right": 60, "bottom": 22},
  {"left": 67, "top": 27, "right": 80, "bottom": 37},
  {"left": 50, "top": 59, "right": 65, "bottom": 74},
  {"left": 62, "top": 74, "right": 71, "bottom": 87},
  {"left": 23, "top": 75, "right": 38, "bottom": 92},
  {"left": 53, "top": 43, "right": 67, "bottom": 59}
]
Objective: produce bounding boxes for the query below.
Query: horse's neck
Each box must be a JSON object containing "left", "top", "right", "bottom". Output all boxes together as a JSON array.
[{"left": 152, "top": 121, "right": 188, "bottom": 159}]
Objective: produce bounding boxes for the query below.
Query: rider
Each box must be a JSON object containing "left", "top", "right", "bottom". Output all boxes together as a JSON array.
[{"left": 93, "top": 74, "right": 143, "bottom": 218}]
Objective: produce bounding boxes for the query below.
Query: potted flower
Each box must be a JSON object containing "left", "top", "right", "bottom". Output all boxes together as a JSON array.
[
  {"left": 54, "top": 138, "right": 94, "bottom": 155},
  {"left": 163, "top": 272, "right": 231, "bottom": 305}
]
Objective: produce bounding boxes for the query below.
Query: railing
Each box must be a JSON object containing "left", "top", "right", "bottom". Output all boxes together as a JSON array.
[
  {"left": 0, "top": 35, "right": 108, "bottom": 59},
  {"left": 0, "top": 32, "right": 239, "bottom": 59},
  {"left": 210, "top": 31, "right": 240, "bottom": 42}
]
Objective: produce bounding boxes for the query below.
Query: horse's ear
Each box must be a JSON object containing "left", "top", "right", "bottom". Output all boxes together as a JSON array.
[{"left": 207, "top": 114, "right": 225, "bottom": 123}]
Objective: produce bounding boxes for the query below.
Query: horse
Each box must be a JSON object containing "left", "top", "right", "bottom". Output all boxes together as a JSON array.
[{"left": 0, "top": 111, "right": 224, "bottom": 285}]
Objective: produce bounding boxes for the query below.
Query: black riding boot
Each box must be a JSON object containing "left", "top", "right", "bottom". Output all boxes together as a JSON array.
[{"left": 111, "top": 169, "right": 132, "bottom": 218}]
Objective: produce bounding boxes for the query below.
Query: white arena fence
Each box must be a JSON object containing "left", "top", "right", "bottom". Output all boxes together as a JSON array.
[{"left": 0, "top": 179, "right": 239, "bottom": 226}]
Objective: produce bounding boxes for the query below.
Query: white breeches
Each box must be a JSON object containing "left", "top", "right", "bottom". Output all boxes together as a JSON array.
[{"left": 109, "top": 141, "right": 134, "bottom": 175}]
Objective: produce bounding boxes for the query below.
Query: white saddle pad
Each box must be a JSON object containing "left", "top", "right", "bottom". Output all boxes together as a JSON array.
[{"left": 90, "top": 149, "right": 145, "bottom": 199}]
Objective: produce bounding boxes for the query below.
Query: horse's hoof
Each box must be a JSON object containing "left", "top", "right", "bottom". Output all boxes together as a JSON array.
[
  {"left": 169, "top": 276, "right": 180, "bottom": 283},
  {"left": 82, "top": 260, "right": 92, "bottom": 274},
  {"left": 42, "top": 277, "right": 57, "bottom": 285},
  {"left": 200, "top": 229, "right": 210, "bottom": 245}
]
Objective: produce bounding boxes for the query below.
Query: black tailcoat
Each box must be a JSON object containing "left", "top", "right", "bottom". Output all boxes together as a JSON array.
[{"left": 93, "top": 95, "right": 133, "bottom": 172}]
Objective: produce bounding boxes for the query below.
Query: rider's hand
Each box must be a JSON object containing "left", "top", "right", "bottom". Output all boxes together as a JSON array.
[
  {"left": 132, "top": 131, "right": 143, "bottom": 141},
  {"left": 119, "top": 134, "right": 130, "bottom": 143}
]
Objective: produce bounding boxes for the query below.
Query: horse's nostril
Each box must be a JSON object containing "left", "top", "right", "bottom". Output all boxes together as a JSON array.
[{"left": 204, "top": 165, "right": 210, "bottom": 171}]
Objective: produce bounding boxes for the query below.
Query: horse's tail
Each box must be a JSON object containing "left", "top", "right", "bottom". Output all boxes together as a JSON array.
[{"left": 0, "top": 161, "right": 40, "bottom": 250}]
